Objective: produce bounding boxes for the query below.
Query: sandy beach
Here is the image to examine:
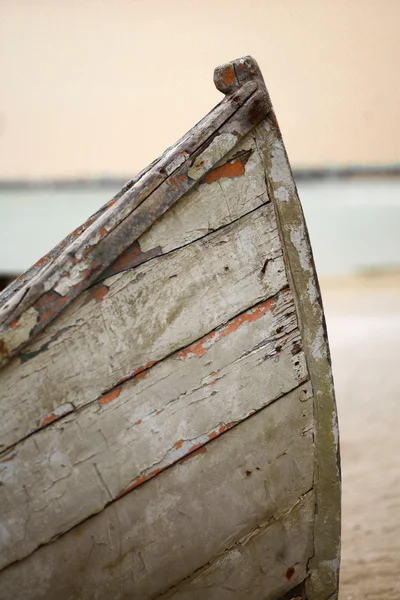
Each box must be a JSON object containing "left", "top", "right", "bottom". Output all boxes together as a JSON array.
[{"left": 320, "top": 274, "right": 400, "bottom": 599}]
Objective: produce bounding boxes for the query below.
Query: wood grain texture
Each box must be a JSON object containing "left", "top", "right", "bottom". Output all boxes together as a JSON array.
[
  {"left": 0, "top": 383, "right": 314, "bottom": 600},
  {"left": 0, "top": 287, "right": 307, "bottom": 569},
  {"left": 0, "top": 202, "right": 284, "bottom": 453},
  {"left": 0, "top": 55, "right": 340, "bottom": 600},
  {"left": 254, "top": 116, "right": 341, "bottom": 599},
  {"left": 0, "top": 62, "right": 271, "bottom": 365},
  {"left": 158, "top": 491, "right": 314, "bottom": 600}
]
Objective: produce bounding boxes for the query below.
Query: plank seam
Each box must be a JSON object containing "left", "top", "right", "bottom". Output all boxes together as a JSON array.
[{"left": 0, "top": 380, "right": 311, "bottom": 575}]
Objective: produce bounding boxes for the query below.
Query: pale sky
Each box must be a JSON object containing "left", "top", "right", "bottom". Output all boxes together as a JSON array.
[{"left": 0, "top": 0, "right": 399, "bottom": 178}]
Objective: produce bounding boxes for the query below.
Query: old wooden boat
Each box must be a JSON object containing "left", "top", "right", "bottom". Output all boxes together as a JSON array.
[{"left": 0, "top": 57, "right": 340, "bottom": 600}]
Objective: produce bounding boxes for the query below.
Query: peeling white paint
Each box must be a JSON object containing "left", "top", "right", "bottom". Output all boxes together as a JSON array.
[
  {"left": 312, "top": 323, "right": 327, "bottom": 360},
  {"left": 290, "top": 225, "right": 312, "bottom": 272},
  {"left": 55, "top": 261, "right": 91, "bottom": 297},
  {"left": 1, "top": 307, "right": 38, "bottom": 355},
  {"left": 275, "top": 186, "right": 289, "bottom": 201}
]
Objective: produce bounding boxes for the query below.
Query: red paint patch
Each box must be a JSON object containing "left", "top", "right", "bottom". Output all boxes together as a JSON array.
[
  {"left": 99, "top": 386, "right": 122, "bottom": 407},
  {"left": 83, "top": 283, "right": 109, "bottom": 305},
  {"left": 204, "top": 159, "right": 245, "bottom": 184},
  {"left": 176, "top": 298, "right": 275, "bottom": 360}
]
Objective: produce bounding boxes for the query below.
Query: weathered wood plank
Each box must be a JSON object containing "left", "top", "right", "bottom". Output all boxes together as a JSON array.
[
  {"left": 138, "top": 135, "right": 268, "bottom": 256},
  {"left": 0, "top": 76, "right": 270, "bottom": 364},
  {"left": 158, "top": 491, "right": 314, "bottom": 600},
  {"left": 253, "top": 117, "right": 341, "bottom": 600},
  {"left": 0, "top": 382, "right": 314, "bottom": 599},
  {"left": 0, "top": 202, "right": 286, "bottom": 451},
  {"left": 95, "top": 132, "right": 269, "bottom": 281},
  {"left": 0, "top": 287, "right": 307, "bottom": 568}
]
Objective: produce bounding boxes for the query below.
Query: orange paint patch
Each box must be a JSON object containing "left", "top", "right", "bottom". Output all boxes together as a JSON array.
[
  {"left": 36, "top": 292, "right": 69, "bottom": 325},
  {"left": 1, "top": 453, "right": 16, "bottom": 463},
  {"left": 223, "top": 66, "right": 235, "bottom": 85},
  {"left": 99, "top": 386, "right": 122, "bottom": 407},
  {"left": 131, "top": 361, "right": 156, "bottom": 378},
  {"left": 9, "top": 317, "right": 20, "bottom": 329},
  {"left": 167, "top": 174, "right": 187, "bottom": 192},
  {"left": 83, "top": 283, "right": 109, "bottom": 305},
  {"left": 181, "top": 446, "right": 207, "bottom": 463},
  {"left": 204, "top": 159, "right": 245, "bottom": 184},
  {"left": 176, "top": 298, "right": 274, "bottom": 360},
  {"left": 119, "top": 467, "right": 163, "bottom": 496},
  {"left": 133, "top": 371, "right": 148, "bottom": 382},
  {"left": 40, "top": 413, "right": 57, "bottom": 427},
  {"left": 113, "top": 361, "right": 156, "bottom": 387},
  {"left": 33, "top": 255, "right": 49, "bottom": 268}
]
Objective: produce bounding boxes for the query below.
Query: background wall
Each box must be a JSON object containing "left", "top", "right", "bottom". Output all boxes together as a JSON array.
[{"left": 0, "top": 0, "right": 399, "bottom": 179}]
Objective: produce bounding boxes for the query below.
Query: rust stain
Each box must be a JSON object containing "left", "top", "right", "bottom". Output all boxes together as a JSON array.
[
  {"left": 176, "top": 298, "right": 275, "bottom": 360},
  {"left": 223, "top": 66, "right": 235, "bottom": 85},
  {"left": 204, "top": 159, "right": 245, "bottom": 184},
  {"left": 175, "top": 440, "right": 184, "bottom": 450},
  {"left": 208, "top": 431, "right": 218, "bottom": 440},
  {"left": 99, "top": 386, "right": 122, "bottom": 407},
  {"left": 135, "top": 419, "right": 142, "bottom": 425},
  {"left": 83, "top": 283, "right": 109, "bottom": 305},
  {"left": 181, "top": 446, "right": 207, "bottom": 463},
  {"left": 108, "top": 199, "right": 116, "bottom": 207},
  {"left": 286, "top": 566, "right": 295, "bottom": 581}
]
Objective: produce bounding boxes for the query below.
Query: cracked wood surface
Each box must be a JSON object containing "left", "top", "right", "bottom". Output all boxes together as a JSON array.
[
  {"left": 158, "top": 491, "right": 314, "bottom": 600},
  {"left": 0, "top": 201, "right": 283, "bottom": 453},
  {"left": 0, "top": 59, "right": 271, "bottom": 366},
  {"left": 0, "top": 55, "right": 340, "bottom": 600},
  {"left": 0, "top": 287, "right": 307, "bottom": 569},
  {"left": 0, "top": 383, "right": 314, "bottom": 600}
]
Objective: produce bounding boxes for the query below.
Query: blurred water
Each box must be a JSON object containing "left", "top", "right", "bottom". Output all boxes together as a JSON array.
[
  {"left": 297, "top": 177, "right": 400, "bottom": 276},
  {"left": 0, "top": 177, "right": 399, "bottom": 277}
]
